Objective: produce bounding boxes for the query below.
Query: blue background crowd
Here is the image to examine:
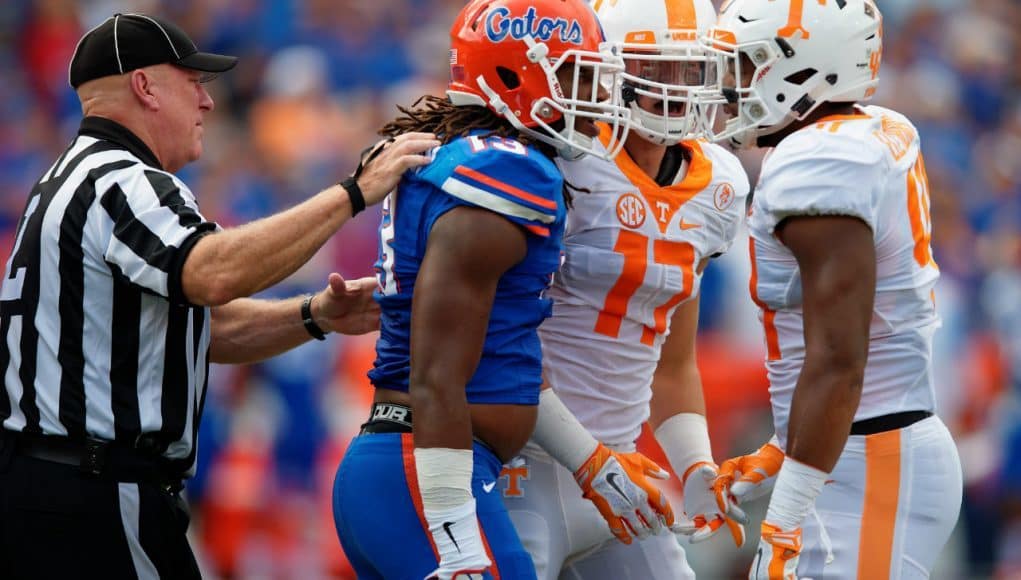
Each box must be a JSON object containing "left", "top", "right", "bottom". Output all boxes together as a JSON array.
[{"left": 0, "top": 0, "right": 1018, "bottom": 577}]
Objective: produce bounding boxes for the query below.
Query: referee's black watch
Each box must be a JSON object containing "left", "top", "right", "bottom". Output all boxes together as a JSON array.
[{"left": 301, "top": 295, "right": 327, "bottom": 341}]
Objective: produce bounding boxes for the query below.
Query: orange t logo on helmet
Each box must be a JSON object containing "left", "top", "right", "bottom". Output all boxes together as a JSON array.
[{"left": 770, "top": 0, "right": 827, "bottom": 39}]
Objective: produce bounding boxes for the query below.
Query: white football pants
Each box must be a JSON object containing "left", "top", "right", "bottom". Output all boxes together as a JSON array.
[{"left": 798, "top": 415, "right": 962, "bottom": 579}]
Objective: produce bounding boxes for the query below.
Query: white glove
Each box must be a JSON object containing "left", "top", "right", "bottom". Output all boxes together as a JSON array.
[
  {"left": 748, "top": 522, "right": 802, "bottom": 580},
  {"left": 683, "top": 462, "right": 746, "bottom": 546},
  {"left": 423, "top": 499, "right": 491, "bottom": 580},
  {"left": 531, "top": 388, "right": 674, "bottom": 545},
  {"left": 574, "top": 444, "right": 675, "bottom": 544},
  {"left": 654, "top": 414, "right": 745, "bottom": 546}
]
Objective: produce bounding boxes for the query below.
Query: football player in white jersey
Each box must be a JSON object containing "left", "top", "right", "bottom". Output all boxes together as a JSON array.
[
  {"left": 499, "top": 0, "right": 751, "bottom": 578},
  {"left": 700, "top": 1, "right": 963, "bottom": 578}
]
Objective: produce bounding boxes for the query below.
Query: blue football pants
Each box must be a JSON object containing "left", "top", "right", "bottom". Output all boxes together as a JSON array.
[{"left": 333, "top": 432, "right": 537, "bottom": 579}]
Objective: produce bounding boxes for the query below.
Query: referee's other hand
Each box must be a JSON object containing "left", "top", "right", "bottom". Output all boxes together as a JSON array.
[
  {"left": 356, "top": 132, "right": 440, "bottom": 206},
  {"left": 313, "top": 273, "right": 381, "bottom": 336}
]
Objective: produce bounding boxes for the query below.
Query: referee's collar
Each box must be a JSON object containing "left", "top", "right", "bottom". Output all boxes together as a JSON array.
[{"left": 78, "top": 116, "right": 163, "bottom": 170}]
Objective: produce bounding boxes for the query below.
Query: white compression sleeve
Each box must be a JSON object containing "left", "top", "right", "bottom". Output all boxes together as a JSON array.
[
  {"left": 530, "top": 388, "right": 599, "bottom": 472},
  {"left": 654, "top": 413, "right": 714, "bottom": 481}
]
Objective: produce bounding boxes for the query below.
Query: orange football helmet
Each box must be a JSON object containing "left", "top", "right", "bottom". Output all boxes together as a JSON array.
[{"left": 447, "top": 0, "right": 631, "bottom": 160}]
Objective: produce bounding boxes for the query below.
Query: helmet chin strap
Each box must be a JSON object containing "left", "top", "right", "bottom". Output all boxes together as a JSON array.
[
  {"left": 620, "top": 79, "right": 701, "bottom": 146},
  {"left": 722, "top": 91, "right": 792, "bottom": 149},
  {"left": 475, "top": 75, "right": 572, "bottom": 155},
  {"left": 748, "top": 76, "right": 836, "bottom": 143},
  {"left": 629, "top": 101, "right": 688, "bottom": 146},
  {"left": 474, "top": 65, "right": 594, "bottom": 160},
  {"left": 471, "top": 34, "right": 619, "bottom": 160},
  {"left": 746, "top": 109, "right": 803, "bottom": 146}
]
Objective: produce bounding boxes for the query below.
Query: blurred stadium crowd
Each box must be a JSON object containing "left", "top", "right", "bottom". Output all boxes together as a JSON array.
[{"left": 1, "top": 0, "right": 1019, "bottom": 578}]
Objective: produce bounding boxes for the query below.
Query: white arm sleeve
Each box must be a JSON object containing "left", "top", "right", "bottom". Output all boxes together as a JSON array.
[{"left": 531, "top": 388, "right": 599, "bottom": 472}]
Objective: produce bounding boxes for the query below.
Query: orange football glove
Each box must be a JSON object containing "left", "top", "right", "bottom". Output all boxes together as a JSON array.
[
  {"left": 574, "top": 444, "right": 675, "bottom": 544},
  {"left": 713, "top": 438, "right": 785, "bottom": 523},
  {"left": 749, "top": 521, "right": 802, "bottom": 580}
]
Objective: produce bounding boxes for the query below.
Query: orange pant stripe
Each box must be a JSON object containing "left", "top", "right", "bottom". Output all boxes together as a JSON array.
[{"left": 857, "top": 429, "right": 902, "bottom": 579}]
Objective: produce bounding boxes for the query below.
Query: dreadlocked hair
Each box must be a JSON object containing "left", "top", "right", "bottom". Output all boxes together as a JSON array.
[{"left": 379, "top": 95, "right": 574, "bottom": 206}]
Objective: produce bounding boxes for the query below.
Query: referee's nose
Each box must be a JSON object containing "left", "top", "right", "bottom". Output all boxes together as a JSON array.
[{"left": 199, "top": 83, "right": 214, "bottom": 113}]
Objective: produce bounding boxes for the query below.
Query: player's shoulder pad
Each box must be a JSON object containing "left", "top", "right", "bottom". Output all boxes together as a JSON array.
[
  {"left": 770, "top": 117, "right": 887, "bottom": 179},
  {"left": 417, "top": 135, "right": 564, "bottom": 226},
  {"left": 859, "top": 105, "right": 922, "bottom": 168},
  {"left": 759, "top": 119, "right": 887, "bottom": 232}
]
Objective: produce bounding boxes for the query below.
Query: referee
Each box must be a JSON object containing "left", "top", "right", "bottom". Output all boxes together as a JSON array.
[{"left": 0, "top": 13, "right": 437, "bottom": 579}]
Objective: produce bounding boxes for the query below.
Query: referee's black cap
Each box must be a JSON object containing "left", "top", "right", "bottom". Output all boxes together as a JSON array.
[{"left": 69, "top": 13, "right": 237, "bottom": 89}]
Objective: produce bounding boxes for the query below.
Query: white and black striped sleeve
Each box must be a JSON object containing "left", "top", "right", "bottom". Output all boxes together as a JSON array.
[{"left": 99, "top": 166, "right": 217, "bottom": 306}]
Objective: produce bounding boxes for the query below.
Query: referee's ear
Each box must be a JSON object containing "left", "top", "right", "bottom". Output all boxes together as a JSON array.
[{"left": 128, "top": 67, "right": 160, "bottom": 112}]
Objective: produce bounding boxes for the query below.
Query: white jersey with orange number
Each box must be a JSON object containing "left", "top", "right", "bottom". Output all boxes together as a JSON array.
[
  {"left": 748, "top": 105, "right": 941, "bottom": 448},
  {"left": 539, "top": 126, "right": 750, "bottom": 446}
]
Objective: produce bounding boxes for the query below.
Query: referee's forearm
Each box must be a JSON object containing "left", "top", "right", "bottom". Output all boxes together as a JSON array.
[
  {"left": 208, "top": 297, "right": 317, "bottom": 364},
  {"left": 182, "top": 184, "right": 355, "bottom": 306}
]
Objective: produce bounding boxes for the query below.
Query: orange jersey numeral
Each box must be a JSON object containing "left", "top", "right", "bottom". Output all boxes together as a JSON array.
[
  {"left": 906, "top": 153, "right": 937, "bottom": 269},
  {"left": 874, "top": 115, "right": 915, "bottom": 161},
  {"left": 594, "top": 230, "right": 648, "bottom": 339},
  {"left": 748, "top": 237, "right": 782, "bottom": 360},
  {"left": 594, "top": 230, "right": 696, "bottom": 346},
  {"left": 650, "top": 239, "right": 696, "bottom": 337}
]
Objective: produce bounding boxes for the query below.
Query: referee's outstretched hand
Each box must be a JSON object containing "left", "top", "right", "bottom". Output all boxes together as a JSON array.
[
  {"left": 356, "top": 132, "right": 440, "bottom": 206},
  {"left": 314, "top": 273, "right": 381, "bottom": 336}
]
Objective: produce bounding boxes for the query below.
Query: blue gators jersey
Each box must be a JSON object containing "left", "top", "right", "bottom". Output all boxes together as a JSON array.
[{"left": 370, "top": 134, "right": 567, "bottom": 405}]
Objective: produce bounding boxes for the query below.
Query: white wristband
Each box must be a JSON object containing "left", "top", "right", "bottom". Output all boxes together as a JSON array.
[
  {"left": 765, "top": 457, "right": 829, "bottom": 530},
  {"left": 531, "top": 389, "right": 599, "bottom": 472},
  {"left": 414, "top": 447, "right": 473, "bottom": 511},
  {"left": 654, "top": 413, "right": 713, "bottom": 481}
]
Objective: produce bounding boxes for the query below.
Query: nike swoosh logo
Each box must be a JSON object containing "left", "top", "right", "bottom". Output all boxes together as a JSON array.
[
  {"left": 482, "top": 481, "right": 496, "bottom": 493},
  {"left": 442, "top": 521, "right": 461, "bottom": 553},
  {"left": 605, "top": 472, "right": 631, "bottom": 501},
  {"left": 679, "top": 218, "right": 701, "bottom": 230}
]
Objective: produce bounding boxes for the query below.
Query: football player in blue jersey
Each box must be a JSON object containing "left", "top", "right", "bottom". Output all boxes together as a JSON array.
[{"left": 330, "top": 0, "right": 636, "bottom": 578}]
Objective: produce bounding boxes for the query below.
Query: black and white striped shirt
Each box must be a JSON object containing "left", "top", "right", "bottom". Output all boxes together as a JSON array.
[{"left": 0, "top": 116, "right": 218, "bottom": 475}]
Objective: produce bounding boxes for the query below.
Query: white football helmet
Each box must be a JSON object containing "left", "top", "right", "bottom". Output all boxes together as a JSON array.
[
  {"left": 596, "top": 0, "right": 719, "bottom": 145},
  {"left": 700, "top": 0, "right": 883, "bottom": 148}
]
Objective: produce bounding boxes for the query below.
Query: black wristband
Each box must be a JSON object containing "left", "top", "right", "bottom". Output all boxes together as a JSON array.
[
  {"left": 301, "top": 295, "right": 327, "bottom": 341},
  {"left": 340, "top": 177, "right": 366, "bottom": 216}
]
